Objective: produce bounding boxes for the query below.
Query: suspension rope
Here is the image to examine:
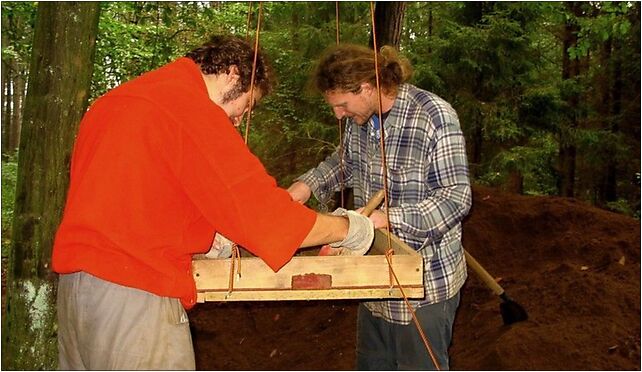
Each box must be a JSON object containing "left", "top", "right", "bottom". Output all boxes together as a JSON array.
[
  {"left": 243, "top": 1, "right": 262, "bottom": 145},
  {"left": 226, "top": 243, "right": 242, "bottom": 298},
  {"left": 225, "top": 1, "right": 262, "bottom": 298},
  {"left": 336, "top": 1, "right": 345, "bottom": 208},
  {"left": 369, "top": 2, "right": 393, "bottom": 251},
  {"left": 369, "top": 2, "right": 441, "bottom": 370}
]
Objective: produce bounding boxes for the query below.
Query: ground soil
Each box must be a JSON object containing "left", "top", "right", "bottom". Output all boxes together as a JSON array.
[{"left": 189, "top": 185, "right": 641, "bottom": 370}]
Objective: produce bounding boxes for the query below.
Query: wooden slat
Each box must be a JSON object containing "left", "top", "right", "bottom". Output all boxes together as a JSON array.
[
  {"left": 193, "top": 227, "right": 424, "bottom": 302},
  {"left": 197, "top": 287, "right": 424, "bottom": 302},
  {"left": 369, "top": 228, "right": 416, "bottom": 255}
]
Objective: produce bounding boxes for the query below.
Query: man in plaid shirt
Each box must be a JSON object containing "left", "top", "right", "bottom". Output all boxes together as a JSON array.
[{"left": 288, "top": 44, "right": 472, "bottom": 370}]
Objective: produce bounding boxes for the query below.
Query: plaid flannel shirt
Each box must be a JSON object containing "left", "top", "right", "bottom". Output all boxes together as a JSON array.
[{"left": 298, "top": 84, "right": 472, "bottom": 324}]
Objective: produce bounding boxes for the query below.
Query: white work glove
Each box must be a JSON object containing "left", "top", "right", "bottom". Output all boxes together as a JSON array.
[
  {"left": 328, "top": 208, "right": 375, "bottom": 256},
  {"left": 205, "top": 233, "right": 234, "bottom": 259}
]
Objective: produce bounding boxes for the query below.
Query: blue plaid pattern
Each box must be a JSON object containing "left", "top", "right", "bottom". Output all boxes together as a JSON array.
[{"left": 298, "top": 84, "right": 472, "bottom": 324}]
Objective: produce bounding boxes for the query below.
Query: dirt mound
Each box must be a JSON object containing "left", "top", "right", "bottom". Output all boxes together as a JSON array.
[{"left": 189, "top": 185, "right": 640, "bottom": 370}]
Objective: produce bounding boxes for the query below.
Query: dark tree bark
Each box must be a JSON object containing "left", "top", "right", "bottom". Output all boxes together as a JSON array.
[
  {"left": 428, "top": 5, "right": 433, "bottom": 54},
  {"left": 9, "top": 69, "right": 24, "bottom": 152},
  {"left": 1, "top": 2, "right": 100, "bottom": 369},
  {"left": 334, "top": 2, "right": 406, "bottom": 210},
  {"left": 595, "top": 34, "right": 620, "bottom": 205},
  {"left": 470, "top": 114, "right": 483, "bottom": 178},
  {"left": 462, "top": 2, "right": 485, "bottom": 179},
  {"left": 1, "top": 10, "right": 10, "bottom": 155},
  {"left": 604, "top": 37, "right": 623, "bottom": 203},
  {"left": 557, "top": 1, "right": 582, "bottom": 198},
  {"left": 2, "top": 6, "right": 33, "bottom": 155},
  {"left": 369, "top": 2, "right": 406, "bottom": 49},
  {"left": 2, "top": 71, "right": 12, "bottom": 155},
  {"left": 2, "top": 8, "right": 30, "bottom": 155}
]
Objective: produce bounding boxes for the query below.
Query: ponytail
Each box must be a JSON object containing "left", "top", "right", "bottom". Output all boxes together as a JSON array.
[{"left": 313, "top": 44, "right": 413, "bottom": 96}]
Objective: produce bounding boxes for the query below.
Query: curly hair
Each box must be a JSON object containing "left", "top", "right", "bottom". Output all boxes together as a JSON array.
[
  {"left": 313, "top": 44, "right": 412, "bottom": 96},
  {"left": 186, "top": 35, "right": 274, "bottom": 102}
]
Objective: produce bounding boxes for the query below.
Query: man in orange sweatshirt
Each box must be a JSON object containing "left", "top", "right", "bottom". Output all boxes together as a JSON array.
[{"left": 52, "top": 35, "right": 374, "bottom": 370}]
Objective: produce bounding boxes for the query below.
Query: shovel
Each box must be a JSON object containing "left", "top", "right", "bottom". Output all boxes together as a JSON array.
[{"left": 464, "top": 250, "right": 528, "bottom": 325}]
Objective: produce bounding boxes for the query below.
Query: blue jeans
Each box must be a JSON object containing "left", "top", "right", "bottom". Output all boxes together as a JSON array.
[{"left": 356, "top": 292, "right": 461, "bottom": 370}]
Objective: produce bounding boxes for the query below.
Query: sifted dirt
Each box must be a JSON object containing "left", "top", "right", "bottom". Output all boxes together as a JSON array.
[{"left": 189, "top": 185, "right": 640, "bottom": 370}]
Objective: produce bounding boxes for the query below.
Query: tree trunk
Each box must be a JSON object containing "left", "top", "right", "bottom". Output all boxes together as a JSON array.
[
  {"left": 2, "top": 71, "right": 12, "bottom": 155},
  {"left": 1, "top": 10, "right": 10, "bottom": 155},
  {"left": 596, "top": 34, "right": 619, "bottom": 205},
  {"left": 9, "top": 70, "right": 24, "bottom": 152},
  {"left": 370, "top": 2, "right": 406, "bottom": 49},
  {"left": 428, "top": 5, "right": 433, "bottom": 54},
  {"left": 336, "top": 2, "right": 405, "bottom": 209},
  {"left": 2, "top": 7, "right": 31, "bottom": 155},
  {"left": 604, "top": 37, "right": 622, "bottom": 203},
  {"left": 557, "top": 2, "right": 582, "bottom": 197},
  {"left": 464, "top": 2, "right": 485, "bottom": 179},
  {"left": 503, "top": 170, "right": 524, "bottom": 194},
  {"left": 1, "top": 2, "right": 100, "bottom": 369}
]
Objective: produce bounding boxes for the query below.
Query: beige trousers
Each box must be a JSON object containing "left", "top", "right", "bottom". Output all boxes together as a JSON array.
[{"left": 57, "top": 272, "right": 195, "bottom": 370}]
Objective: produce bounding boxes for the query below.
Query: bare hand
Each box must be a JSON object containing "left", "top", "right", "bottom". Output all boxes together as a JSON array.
[
  {"left": 318, "top": 244, "right": 342, "bottom": 256},
  {"left": 367, "top": 209, "right": 389, "bottom": 229},
  {"left": 287, "top": 181, "right": 312, "bottom": 204}
]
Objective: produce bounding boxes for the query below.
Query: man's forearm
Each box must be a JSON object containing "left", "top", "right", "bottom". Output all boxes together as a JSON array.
[{"left": 299, "top": 213, "right": 349, "bottom": 247}]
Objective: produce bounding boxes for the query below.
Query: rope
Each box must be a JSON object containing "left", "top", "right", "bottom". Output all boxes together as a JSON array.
[
  {"left": 243, "top": 1, "right": 262, "bottom": 145},
  {"left": 227, "top": 0, "right": 260, "bottom": 297},
  {"left": 385, "top": 248, "right": 394, "bottom": 289},
  {"left": 369, "top": 2, "right": 392, "bottom": 251},
  {"left": 384, "top": 247, "right": 441, "bottom": 370},
  {"left": 335, "top": 1, "right": 345, "bottom": 208},
  {"left": 369, "top": 2, "right": 441, "bottom": 370},
  {"left": 226, "top": 244, "right": 242, "bottom": 298}
]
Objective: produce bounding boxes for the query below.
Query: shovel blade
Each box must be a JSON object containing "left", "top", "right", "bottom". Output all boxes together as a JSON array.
[{"left": 500, "top": 298, "right": 528, "bottom": 325}]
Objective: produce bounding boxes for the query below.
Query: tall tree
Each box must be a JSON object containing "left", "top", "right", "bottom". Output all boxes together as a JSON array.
[
  {"left": 1, "top": 10, "right": 10, "bottom": 154},
  {"left": 1, "top": 3, "right": 36, "bottom": 155},
  {"left": 568, "top": 2, "right": 639, "bottom": 207},
  {"left": 370, "top": 1, "right": 405, "bottom": 48},
  {"left": 558, "top": 1, "right": 583, "bottom": 197},
  {"left": 1, "top": 2, "right": 100, "bottom": 369}
]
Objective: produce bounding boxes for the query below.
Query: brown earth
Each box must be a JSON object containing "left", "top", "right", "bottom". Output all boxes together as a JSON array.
[{"left": 189, "top": 185, "right": 641, "bottom": 370}]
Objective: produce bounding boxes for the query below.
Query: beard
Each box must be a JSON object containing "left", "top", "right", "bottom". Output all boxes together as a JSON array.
[
  {"left": 221, "top": 82, "right": 245, "bottom": 104},
  {"left": 351, "top": 110, "right": 375, "bottom": 126},
  {"left": 352, "top": 115, "right": 369, "bottom": 125}
]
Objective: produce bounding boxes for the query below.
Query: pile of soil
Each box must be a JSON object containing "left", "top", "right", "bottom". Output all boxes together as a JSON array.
[{"left": 189, "top": 185, "right": 640, "bottom": 370}]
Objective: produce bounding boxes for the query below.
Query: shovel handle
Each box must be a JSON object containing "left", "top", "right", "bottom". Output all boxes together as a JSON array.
[
  {"left": 361, "top": 190, "right": 386, "bottom": 217},
  {"left": 464, "top": 250, "right": 505, "bottom": 297}
]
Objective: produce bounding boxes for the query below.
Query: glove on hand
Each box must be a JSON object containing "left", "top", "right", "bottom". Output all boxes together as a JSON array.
[
  {"left": 205, "top": 233, "right": 234, "bottom": 259},
  {"left": 329, "top": 208, "right": 375, "bottom": 256}
]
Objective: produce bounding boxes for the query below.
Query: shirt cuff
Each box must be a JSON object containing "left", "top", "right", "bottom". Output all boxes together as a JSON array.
[{"left": 296, "top": 169, "right": 324, "bottom": 201}]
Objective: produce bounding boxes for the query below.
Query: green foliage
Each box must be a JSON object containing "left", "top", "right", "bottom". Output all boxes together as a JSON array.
[
  {"left": 481, "top": 104, "right": 521, "bottom": 142},
  {"left": 478, "top": 133, "right": 558, "bottom": 196},
  {"left": 2, "top": 153, "right": 18, "bottom": 257},
  {"left": 91, "top": 2, "right": 250, "bottom": 98},
  {"left": 605, "top": 198, "right": 638, "bottom": 219},
  {"left": 570, "top": 2, "right": 636, "bottom": 59},
  {"left": 518, "top": 88, "right": 563, "bottom": 132},
  {"left": 1, "top": 2, "right": 37, "bottom": 69},
  {"left": 243, "top": 1, "right": 370, "bottom": 186},
  {"left": 8, "top": 0, "right": 637, "bottom": 218}
]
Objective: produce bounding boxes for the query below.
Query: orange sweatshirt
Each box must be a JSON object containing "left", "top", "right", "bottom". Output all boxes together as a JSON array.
[{"left": 52, "top": 57, "right": 317, "bottom": 309}]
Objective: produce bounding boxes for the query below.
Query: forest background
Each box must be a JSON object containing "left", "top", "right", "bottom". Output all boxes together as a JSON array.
[{"left": 0, "top": 1, "right": 640, "bottom": 369}]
